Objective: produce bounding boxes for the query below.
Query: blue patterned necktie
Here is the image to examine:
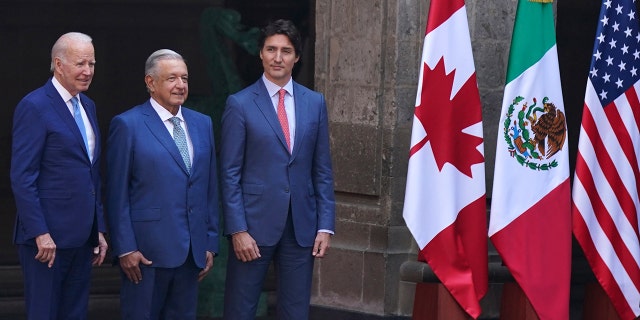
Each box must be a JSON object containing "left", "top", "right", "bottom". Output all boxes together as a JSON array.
[
  {"left": 71, "top": 97, "right": 90, "bottom": 158},
  {"left": 169, "top": 116, "right": 191, "bottom": 174}
]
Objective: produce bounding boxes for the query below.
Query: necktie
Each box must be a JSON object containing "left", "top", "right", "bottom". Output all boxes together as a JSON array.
[
  {"left": 277, "top": 88, "right": 291, "bottom": 152},
  {"left": 169, "top": 117, "right": 191, "bottom": 174},
  {"left": 71, "top": 97, "right": 90, "bottom": 158}
]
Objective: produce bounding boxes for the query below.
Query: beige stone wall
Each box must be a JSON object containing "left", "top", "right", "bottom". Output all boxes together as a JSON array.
[{"left": 313, "top": 0, "right": 517, "bottom": 317}]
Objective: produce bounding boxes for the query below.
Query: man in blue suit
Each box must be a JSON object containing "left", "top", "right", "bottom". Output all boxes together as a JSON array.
[
  {"left": 221, "top": 20, "right": 335, "bottom": 319},
  {"left": 106, "top": 49, "right": 219, "bottom": 319},
  {"left": 10, "top": 32, "right": 108, "bottom": 319}
]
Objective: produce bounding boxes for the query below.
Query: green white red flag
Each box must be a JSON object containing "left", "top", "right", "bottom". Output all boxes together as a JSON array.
[{"left": 489, "top": 1, "right": 572, "bottom": 319}]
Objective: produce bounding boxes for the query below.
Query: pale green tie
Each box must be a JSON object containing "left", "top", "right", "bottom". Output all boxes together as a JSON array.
[{"left": 169, "top": 117, "right": 191, "bottom": 174}]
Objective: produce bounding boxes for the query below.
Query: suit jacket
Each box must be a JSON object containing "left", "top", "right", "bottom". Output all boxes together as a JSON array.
[
  {"left": 106, "top": 101, "right": 219, "bottom": 269},
  {"left": 11, "top": 78, "right": 104, "bottom": 248},
  {"left": 220, "top": 79, "right": 335, "bottom": 247}
]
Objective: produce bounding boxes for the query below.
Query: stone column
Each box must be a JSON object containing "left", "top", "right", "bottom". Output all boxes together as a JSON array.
[{"left": 313, "top": 0, "right": 426, "bottom": 316}]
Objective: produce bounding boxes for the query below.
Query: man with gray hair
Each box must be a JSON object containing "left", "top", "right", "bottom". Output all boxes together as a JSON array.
[
  {"left": 10, "top": 31, "right": 108, "bottom": 319},
  {"left": 106, "top": 49, "right": 219, "bottom": 319}
]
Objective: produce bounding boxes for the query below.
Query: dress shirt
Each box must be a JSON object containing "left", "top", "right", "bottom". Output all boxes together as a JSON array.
[
  {"left": 149, "top": 98, "right": 194, "bottom": 165},
  {"left": 52, "top": 77, "right": 96, "bottom": 162},
  {"left": 262, "top": 75, "right": 296, "bottom": 152}
]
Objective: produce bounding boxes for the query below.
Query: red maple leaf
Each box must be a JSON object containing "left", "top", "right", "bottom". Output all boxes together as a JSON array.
[{"left": 411, "top": 58, "right": 484, "bottom": 178}]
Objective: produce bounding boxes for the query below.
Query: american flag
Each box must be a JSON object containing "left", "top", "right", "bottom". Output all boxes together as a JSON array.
[{"left": 572, "top": 0, "right": 640, "bottom": 318}]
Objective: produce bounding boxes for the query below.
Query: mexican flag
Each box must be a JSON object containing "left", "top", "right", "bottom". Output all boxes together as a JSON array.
[{"left": 489, "top": 0, "right": 572, "bottom": 319}]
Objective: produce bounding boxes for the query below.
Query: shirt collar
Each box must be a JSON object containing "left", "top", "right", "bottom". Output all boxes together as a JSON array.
[
  {"left": 262, "top": 74, "right": 294, "bottom": 98},
  {"left": 51, "top": 77, "right": 75, "bottom": 103},
  {"left": 149, "top": 98, "right": 184, "bottom": 122}
]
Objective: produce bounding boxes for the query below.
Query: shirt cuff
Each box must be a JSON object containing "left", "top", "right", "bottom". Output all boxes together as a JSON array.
[{"left": 118, "top": 251, "right": 135, "bottom": 258}]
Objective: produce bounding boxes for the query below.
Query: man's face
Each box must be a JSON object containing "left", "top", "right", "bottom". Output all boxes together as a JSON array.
[
  {"left": 260, "top": 34, "right": 299, "bottom": 87},
  {"left": 54, "top": 42, "right": 95, "bottom": 96},
  {"left": 146, "top": 59, "right": 189, "bottom": 111}
]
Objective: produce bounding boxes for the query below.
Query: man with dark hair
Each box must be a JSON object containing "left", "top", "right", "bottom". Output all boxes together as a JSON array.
[
  {"left": 10, "top": 32, "right": 108, "bottom": 319},
  {"left": 221, "top": 19, "right": 336, "bottom": 319},
  {"left": 106, "top": 49, "right": 219, "bottom": 319}
]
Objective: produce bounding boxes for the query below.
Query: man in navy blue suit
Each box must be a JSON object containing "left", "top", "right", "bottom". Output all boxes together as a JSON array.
[
  {"left": 10, "top": 32, "right": 108, "bottom": 319},
  {"left": 221, "top": 20, "right": 336, "bottom": 319},
  {"left": 106, "top": 49, "right": 219, "bottom": 319}
]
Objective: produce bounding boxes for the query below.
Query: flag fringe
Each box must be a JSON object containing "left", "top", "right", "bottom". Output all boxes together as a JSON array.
[{"left": 528, "top": 0, "right": 553, "bottom": 3}]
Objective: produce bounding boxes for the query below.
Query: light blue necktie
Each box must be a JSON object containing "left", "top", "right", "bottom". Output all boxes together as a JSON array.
[
  {"left": 169, "top": 116, "right": 191, "bottom": 174},
  {"left": 71, "top": 97, "right": 90, "bottom": 158}
]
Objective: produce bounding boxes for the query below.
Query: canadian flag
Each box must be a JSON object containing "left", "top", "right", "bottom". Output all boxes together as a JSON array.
[{"left": 402, "top": 0, "right": 487, "bottom": 318}]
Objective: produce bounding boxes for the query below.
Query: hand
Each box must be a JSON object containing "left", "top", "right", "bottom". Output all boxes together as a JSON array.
[
  {"left": 231, "top": 231, "right": 261, "bottom": 262},
  {"left": 198, "top": 251, "right": 215, "bottom": 282},
  {"left": 92, "top": 232, "right": 108, "bottom": 266},
  {"left": 119, "top": 251, "right": 152, "bottom": 284},
  {"left": 312, "top": 232, "right": 331, "bottom": 258},
  {"left": 34, "top": 233, "right": 56, "bottom": 268}
]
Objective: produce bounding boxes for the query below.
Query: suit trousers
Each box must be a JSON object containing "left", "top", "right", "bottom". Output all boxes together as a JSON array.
[
  {"left": 19, "top": 244, "right": 93, "bottom": 320},
  {"left": 223, "top": 211, "right": 315, "bottom": 320},
  {"left": 119, "top": 251, "right": 200, "bottom": 320}
]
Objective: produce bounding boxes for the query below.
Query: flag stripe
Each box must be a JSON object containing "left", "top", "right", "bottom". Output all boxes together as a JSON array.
[
  {"left": 505, "top": 1, "right": 556, "bottom": 83},
  {"left": 491, "top": 181, "right": 572, "bottom": 320},
  {"left": 573, "top": 150, "right": 640, "bottom": 290},
  {"left": 425, "top": 0, "right": 464, "bottom": 34},
  {"left": 612, "top": 91, "right": 640, "bottom": 205},
  {"left": 420, "top": 196, "right": 487, "bottom": 317},
  {"left": 578, "top": 84, "right": 640, "bottom": 267},
  {"left": 573, "top": 208, "right": 638, "bottom": 319},
  {"left": 631, "top": 82, "right": 640, "bottom": 140},
  {"left": 584, "top": 81, "right": 640, "bottom": 246},
  {"left": 580, "top": 97, "right": 640, "bottom": 239}
]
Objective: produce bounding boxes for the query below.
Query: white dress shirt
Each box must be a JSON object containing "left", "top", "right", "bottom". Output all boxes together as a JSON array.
[
  {"left": 149, "top": 98, "right": 194, "bottom": 165},
  {"left": 262, "top": 75, "right": 296, "bottom": 151},
  {"left": 52, "top": 77, "right": 96, "bottom": 162}
]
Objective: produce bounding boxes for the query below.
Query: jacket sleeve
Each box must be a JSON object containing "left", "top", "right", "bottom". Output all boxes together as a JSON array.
[
  {"left": 311, "top": 93, "right": 336, "bottom": 232},
  {"left": 105, "top": 115, "right": 138, "bottom": 257},
  {"left": 10, "top": 99, "right": 49, "bottom": 240},
  {"left": 206, "top": 116, "right": 221, "bottom": 253},
  {"left": 220, "top": 94, "right": 249, "bottom": 236}
]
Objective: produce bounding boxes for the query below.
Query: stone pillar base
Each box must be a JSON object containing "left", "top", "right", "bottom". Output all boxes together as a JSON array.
[
  {"left": 499, "top": 282, "right": 539, "bottom": 320},
  {"left": 411, "top": 283, "right": 471, "bottom": 320}
]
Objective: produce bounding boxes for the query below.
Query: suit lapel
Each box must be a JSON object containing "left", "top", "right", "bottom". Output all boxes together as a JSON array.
[
  {"left": 141, "top": 103, "right": 190, "bottom": 175},
  {"left": 291, "top": 82, "right": 308, "bottom": 158},
  {"left": 253, "top": 80, "right": 291, "bottom": 154},
  {"left": 45, "top": 80, "right": 91, "bottom": 163}
]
